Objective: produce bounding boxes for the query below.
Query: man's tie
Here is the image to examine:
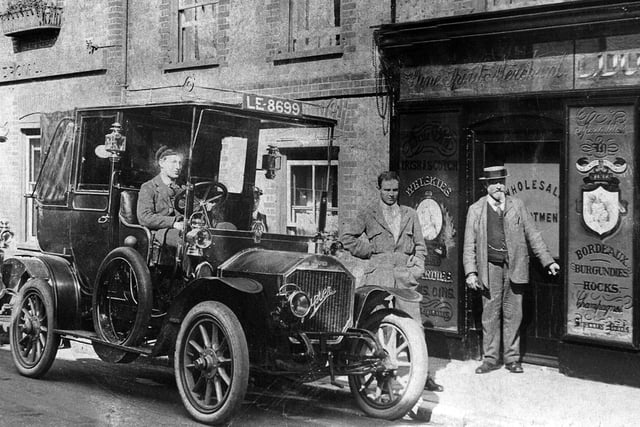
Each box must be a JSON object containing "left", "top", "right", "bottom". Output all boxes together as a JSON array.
[{"left": 496, "top": 205, "right": 503, "bottom": 217}]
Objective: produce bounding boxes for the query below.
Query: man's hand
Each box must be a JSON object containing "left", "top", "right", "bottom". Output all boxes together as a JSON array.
[
  {"left": 466, "top": 272, "right": 481, "bottom": 290},
  {"left": 173, "top": 220, "right": 184, "bottom": 231},
  {"left": 548, "top": 262, "right": 560, "bottom": 276}
]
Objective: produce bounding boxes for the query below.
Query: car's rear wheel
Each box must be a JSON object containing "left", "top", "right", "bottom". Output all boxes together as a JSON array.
[
  {"left": 10, "top": 279, "right": 60, "bottom": 378},
  {"left": 348, "top": 311, "right": 428, "bottom": 420},
  {"left": 175, "top": 301, "right": 249, "bottom": 425},
  {"left": 92, "top": 247, "right": 152, "bottom": 361}
]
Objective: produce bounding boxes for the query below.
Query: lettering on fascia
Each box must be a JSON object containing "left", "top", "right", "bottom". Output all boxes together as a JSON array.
[
  {"left": 0, "top": 62, "right": 42, "bottom": 82},
  {"left": 402, "top": 53, "right": 568, "bottom": 93},
  {"left": 577, "top": 51, "right": 640, "bottom": 79}
]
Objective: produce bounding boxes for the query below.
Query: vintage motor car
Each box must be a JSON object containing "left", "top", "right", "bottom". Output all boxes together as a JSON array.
[{"left": 0, "top": 98, "right": 428, "bottom": 424}]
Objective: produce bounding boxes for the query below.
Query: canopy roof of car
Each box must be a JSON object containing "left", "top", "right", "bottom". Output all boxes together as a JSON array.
[{"left": 75, "top": 100, "right": 337, "bottom": 130}]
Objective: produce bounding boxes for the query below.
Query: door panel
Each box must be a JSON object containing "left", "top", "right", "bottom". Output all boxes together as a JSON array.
[{"left": 469, "top": 106, "right": 563, "bottom": 363}]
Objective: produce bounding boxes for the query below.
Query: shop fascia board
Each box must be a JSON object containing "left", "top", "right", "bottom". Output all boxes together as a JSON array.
[{"left": 375, "top": 0, "right": 640, "bottom": 49}]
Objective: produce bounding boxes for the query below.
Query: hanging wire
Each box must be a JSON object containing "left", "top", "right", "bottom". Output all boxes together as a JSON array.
[{"left": 372, "top": 38, "right": 389, "bottom": 135}]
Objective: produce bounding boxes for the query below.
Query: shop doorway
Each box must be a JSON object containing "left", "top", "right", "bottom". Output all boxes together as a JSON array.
[{"left": 467, "top": 106, "right": 563, "bottom": 365}]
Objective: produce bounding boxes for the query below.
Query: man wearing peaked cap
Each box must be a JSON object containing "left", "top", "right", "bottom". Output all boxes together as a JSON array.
[{"left": 463, "top": 166, "right": 560, "bottom": 374}]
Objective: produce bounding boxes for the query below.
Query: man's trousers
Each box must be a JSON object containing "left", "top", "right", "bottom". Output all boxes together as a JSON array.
[{"left": 481, "top": 261, "right": 523, "bottom": 365}]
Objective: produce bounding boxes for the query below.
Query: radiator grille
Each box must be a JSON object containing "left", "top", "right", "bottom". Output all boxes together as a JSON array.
[{"left": 286, "top": 269, "right": 354, "bottom": 334}]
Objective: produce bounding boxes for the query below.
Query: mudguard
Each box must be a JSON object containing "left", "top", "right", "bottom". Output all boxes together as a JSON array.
[
  {"left": 152, "top": 276, "right": 264, "bottom": 357},
  {"left": 353, "top": 285, "right": 423, "bottom": 328},
  {"left": 1, "top": 253, "right": 82, "bottom": 329}
]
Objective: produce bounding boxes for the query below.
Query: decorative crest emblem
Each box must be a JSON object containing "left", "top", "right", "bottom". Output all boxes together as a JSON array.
[{"left": 576, "top": 157, "right": 628, "bottom": 238}]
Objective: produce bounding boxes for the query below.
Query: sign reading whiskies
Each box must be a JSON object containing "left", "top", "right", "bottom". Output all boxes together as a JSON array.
[
  {"left": 567, "top": 105, "right": 634, "bottom": 345},
  {"left": 398, "top": 111, "right": 461, "bottom": 333}
]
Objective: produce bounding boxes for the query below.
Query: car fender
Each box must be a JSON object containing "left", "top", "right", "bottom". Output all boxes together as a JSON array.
[
  {"left": 152, "top": 277, "right": 264, "bottom": 357},
  {"left": 2, "top": 253, "right": 82, "bottom": 329},
  {"left": 353, "top": 285, "right": 422, "bottom": 327}
]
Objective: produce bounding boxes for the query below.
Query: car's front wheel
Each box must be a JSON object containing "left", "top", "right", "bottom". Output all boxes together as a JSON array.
[
  {"left": 10, "top": 279, "right": 60, "bottom": 378},
  {"left": 348, "top": 311, "right": 428, "bottom": 420},
  {"left": 174, "top": 301, "right": 249, "bottom": 425}
]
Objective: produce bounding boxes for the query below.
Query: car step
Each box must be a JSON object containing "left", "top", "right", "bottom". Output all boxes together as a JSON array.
[{"left": 54, "top": 329, "right": 154, "bottom": 355}]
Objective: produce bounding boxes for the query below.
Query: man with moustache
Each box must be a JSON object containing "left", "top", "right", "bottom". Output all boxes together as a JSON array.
[{"left": 463, "top": 166, "right": 560, "bottom": 374}]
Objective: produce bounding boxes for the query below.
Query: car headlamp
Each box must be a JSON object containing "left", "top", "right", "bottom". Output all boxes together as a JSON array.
[{"left": 288, "top": 290, "right": 311, "bottom": 318}]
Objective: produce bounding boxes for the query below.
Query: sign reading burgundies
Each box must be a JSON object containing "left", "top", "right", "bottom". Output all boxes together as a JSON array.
[
  {"left": 504, "top": 163, "right": 560, "bottom": 258},
  {"left": 398, "top": 111, "right": 460, "bottom": 333},
  {"left": 567, "top": 105, "right": 634, "bottom": 344}
]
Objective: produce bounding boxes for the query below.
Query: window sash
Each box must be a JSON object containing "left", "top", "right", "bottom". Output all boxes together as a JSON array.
[
  {"left": 287, "top": 0, "right": 341, "bottom": 52},
  {"left": 287, "top": 160, "right": 338, "bottom": 230},
  {"left": 178, "top": 0, "right": 219, "bottom": 63}
]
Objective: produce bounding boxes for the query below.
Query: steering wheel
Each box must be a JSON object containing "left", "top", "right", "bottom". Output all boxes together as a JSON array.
[{"left": 174, "top": 181, "right": 228, "bottom": 217}]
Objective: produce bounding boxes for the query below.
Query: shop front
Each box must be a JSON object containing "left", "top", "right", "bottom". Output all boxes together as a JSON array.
[{"left": 376, "top": 0, "right": 640, "bottom": 384}]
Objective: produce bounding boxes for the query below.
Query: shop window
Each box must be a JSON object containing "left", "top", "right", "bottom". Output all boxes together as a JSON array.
[
  {"left": 24, "top": 131, "right": 41, "bottom": 241},
  {"left": 286, "top": 0, "right": 341, "bottom": 53},
  {"left": 288, "top": 161, "right": 338, "bottom": 235},
  {"left": 177, "top": 0, "right": 219, "bottom": 64}
]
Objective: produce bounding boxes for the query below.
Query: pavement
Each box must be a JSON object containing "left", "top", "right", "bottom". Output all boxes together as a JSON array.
[
  {"left": 312, "top": 356, "right": 640, "bottom": 427},
  {"left": 4, "top": 341, "right": 640, "bottom": 426}
]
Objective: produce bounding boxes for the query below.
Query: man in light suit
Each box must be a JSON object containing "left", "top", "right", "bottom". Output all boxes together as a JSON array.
[
  {"left": 463, "top": 166, "right": 560, "bottom": 374},
  {"left": 341, "top": 170, "right": 443, "bottom": 392}
]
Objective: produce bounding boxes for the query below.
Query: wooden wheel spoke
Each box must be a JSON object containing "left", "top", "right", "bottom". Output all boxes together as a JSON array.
[
  {"left": 204, "top": 380, "right": 213, "bottom": 405},
  {"left": 396, "top": 340, "right": 408, "bottom": 354},
  {"left": 199, "top": 324, "right": 211, "bottom": 349},
  {"left": 192, "top": 375, "right": 205, "bottom": 394},
  {"left": 210, "top": 324, "right": 219, "bottom": 349},
  {"left": 218, "top": 367, "right": 231, "bottom": 386},
  {"left": 188, "top": 339, "right": 204, "bottom": 354},
  {"left": 214, "top": 377, "right": 224, "bottom": 403}
]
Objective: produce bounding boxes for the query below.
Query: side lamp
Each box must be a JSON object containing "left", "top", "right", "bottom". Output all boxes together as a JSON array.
[
  {"left": 262, "top": 145, "right": 281, "bottom": 179},
  {"left": 105, "top": 122, "right": 126, "bottom": 156}
]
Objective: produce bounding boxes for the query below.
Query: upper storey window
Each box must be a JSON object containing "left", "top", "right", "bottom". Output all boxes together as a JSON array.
[
  {"left": 178, "top": 0, "right": 219, "bottom": 63},
  {"left": 287, "top": 0, "right": 340, "bottom": 53}
]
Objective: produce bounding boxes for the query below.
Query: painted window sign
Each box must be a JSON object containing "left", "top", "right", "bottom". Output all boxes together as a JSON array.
[
  {"left": 566, "top": 105, "right": 634, "bottom": 345},
  {"left": 504, "top": 163, "right": 559, "bottom": 258},
  {"left": 399, "top": 111, "right": 460, "bottom": 333}
]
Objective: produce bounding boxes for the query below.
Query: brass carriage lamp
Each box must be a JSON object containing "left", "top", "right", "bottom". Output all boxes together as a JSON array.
[
  {"left": 105, "top": 122, "right": 126, "bottom": 155},
  {"left": 262, "top": 145, "right": 281, "bottom": 179}
]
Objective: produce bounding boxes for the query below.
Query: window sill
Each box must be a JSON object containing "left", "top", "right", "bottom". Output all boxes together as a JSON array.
[
  {"left": 273, "top": 46, "right": 344, "bottom": 65},
  {"left": 163, "top": 58, "right": 220, "bottom": 73}
]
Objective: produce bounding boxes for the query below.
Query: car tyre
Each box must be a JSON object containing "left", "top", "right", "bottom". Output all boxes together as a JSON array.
[
  {"left": 10, "top": 278, "right": 60, "bottom": 378},
  {"left": 175, "top": 301, "right": 249, "bottom": 425},
  {"left": 92, "top": 247, "right": 152, "bottom": 357},
  {"left": 348, "top": 311, "right": 429, "bottom": 420}
]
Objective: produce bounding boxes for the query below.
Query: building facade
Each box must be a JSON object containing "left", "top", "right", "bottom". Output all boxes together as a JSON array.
[
  {"left": 377, "top": 0, "right": 640, "bottom": 385},
  {"left": 0, "top": 0, "right": 392, "bottom": 250}
]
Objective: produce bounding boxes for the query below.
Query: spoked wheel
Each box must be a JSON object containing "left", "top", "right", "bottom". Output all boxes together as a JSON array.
[
  {"left": 348, "top": 311, "right": 428, "bottom": 420},
  {"left": 92, "top": 247, "right": 152, "bottom": 363},
  {"left": 175, "top": 301, "right": 249, "bottom": 425},
  {"left": 10, "top": 279, "right": 60, "bottom": 378}
]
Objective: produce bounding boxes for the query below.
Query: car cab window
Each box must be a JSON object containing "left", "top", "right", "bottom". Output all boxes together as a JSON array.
[
  {"left": 77, "top": 114, "right": 117, "bottom": 191},
  {"left": 34, "top": 118, "right": 75, "bottom": 205},
  {"left": 217, "top": 137, "right": 247, "bottom": 194}
]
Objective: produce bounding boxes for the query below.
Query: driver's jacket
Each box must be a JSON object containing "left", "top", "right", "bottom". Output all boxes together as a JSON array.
[{"left": 137, "top": 174, "right": 184, "bottom": 230}]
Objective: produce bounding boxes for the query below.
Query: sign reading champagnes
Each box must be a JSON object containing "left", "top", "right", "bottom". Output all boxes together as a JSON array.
[
  {"left": 399, "top": 111, "right": 461, "bottom": 333},
  {"left": 566, "top": 105, "right": 634, "bottom": 344}
]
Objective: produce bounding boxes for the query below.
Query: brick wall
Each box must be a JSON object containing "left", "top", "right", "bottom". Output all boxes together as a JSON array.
[
  {"left": 396, "top": 0, "right": 583, "bottom": 21},
  {"left": 0, "top": 0, "right": 119, "bottom": 242}
]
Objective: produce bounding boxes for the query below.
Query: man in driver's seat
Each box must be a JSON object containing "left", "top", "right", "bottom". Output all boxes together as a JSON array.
[{"left": 137, "top": 146, "right": 185, "bottom": 256}]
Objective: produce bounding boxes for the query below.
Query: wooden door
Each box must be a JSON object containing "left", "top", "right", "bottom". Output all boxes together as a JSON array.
[{"left": 468, "top": 108, "right": 564, "bottom": 365}]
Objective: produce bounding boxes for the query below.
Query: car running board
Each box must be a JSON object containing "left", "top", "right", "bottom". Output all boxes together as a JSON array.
[{"left": 53, "top": 329, "right": 154, "bottom": 355}]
